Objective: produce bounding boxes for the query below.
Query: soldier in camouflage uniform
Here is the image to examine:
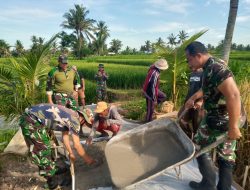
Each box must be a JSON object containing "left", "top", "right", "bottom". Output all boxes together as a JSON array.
[
  {"left": 184, "top": 41, "right": 246, "bottom": 190},
  {"left": 46, "top": 55, "right": 81, "bottom": 111},
  {"left": 95, "top": 64, "right": 108, "bottom": 101},
  {"left": 19, "top": 103, "right": 95, "bottom": 189}
]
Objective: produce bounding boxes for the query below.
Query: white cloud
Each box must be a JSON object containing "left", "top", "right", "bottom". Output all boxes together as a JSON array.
[
  {"left": 0, "top": 8, "right": 59, "bottom": 20},
  {"left": 145, "top": 0, "right": 191, "bottom": 14},
  {"left": 146, "top": 22, "right": 185, "bottom": 33},
  {"left": 237, "top": 15, "right": 250, "bottom": 22},
  {"left": 109, "top": 24, "right": 139, "bottom": 34}
]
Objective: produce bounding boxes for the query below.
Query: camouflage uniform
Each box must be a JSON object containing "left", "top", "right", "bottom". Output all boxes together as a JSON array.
[
  {"left": 95, "top": 71, "right": 108, "bottom": 101},
  {"left": 46, "top": 66, "right": 81, "bottom": 110},
  {"left": 19, "top": 104, "right": 81, "bottom": 177},
  {"left": 194, "top": 57, "right": 241, "bottom": 162}
]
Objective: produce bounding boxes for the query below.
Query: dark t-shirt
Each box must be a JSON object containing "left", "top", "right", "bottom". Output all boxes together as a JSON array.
[{"left": 185, "top": 70, "right": 203, "bottom": 102}]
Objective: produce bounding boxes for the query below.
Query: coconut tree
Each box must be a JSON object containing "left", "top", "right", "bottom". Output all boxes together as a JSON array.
[
  {"left": 15, "top": 40, "right": 25, "bottom": 56},
  {"left": 94, "top": 21, "right": 110, "bottom": 55},
  {"left": 167, "top": 33, "right": 178, "bottom": 48},
  {"left": 0, "top": 35, "right": 57, "bottom": 119},
  {"left": 109, "top": 39, "right": 122, "bottom": 54},
  {"left": 178, "top": 30, "right": 189, "bottom": 44},
  {"left": 61, "top": 4, "right": 96, "bottom": 58},
  {"left": 222, "top": 0, "right": 239, "bottom": 63},
  {"left": 155, "top": 30, "right": 207, "bottom": 108}
]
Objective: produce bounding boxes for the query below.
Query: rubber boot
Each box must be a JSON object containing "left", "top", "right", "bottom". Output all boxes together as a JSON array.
[
  {"left": 189, "top": 153, "right": 216, "bottom": 190},
  {"left": 217, "top": 158, "right": 234, "bottom": 190},
  {"left": 58, "top": 170, "right": 72, "bottom": 187},
  {"left": 47, "top": 175, "right": 58, "bottom": 190}
]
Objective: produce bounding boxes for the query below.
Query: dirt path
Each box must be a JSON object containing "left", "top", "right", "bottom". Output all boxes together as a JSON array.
[{"left": 0, "top": 141, "right": 113, "bottom": 190}]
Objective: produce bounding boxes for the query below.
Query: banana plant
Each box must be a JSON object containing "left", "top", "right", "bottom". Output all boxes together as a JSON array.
[
  {"left": 154, "top": 29, "right": 208, "bottom": 108},
  {"left": 0, "top": 35, "right": 58, "bottom": 120}
]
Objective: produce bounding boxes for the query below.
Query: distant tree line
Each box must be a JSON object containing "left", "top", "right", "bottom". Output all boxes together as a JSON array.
[{"left": 0, "top": 4, "right": 249, "bottom": 58}]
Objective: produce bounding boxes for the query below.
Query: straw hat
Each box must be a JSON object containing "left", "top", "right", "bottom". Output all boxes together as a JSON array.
[
  {"left": 94, "top": 101, "right": 108, "bottom": 113},
  {"left": 154, "top": 59, "right": 168, "bottom": 70}
]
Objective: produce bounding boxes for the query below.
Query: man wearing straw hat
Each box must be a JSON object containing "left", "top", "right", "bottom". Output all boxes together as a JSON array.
[
  {"left": 87, "top": 101, "right": 123, "bottom": 143},
  {"left": 142, "top": 59, "right": 169, "bottom": 122}
]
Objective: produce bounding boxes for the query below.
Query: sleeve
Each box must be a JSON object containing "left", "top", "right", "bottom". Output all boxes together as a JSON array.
[
  {"left": 103, "top": 72, "right": 108, "bottom": 80},
  {"left": 151, "top": 71, "right": 159, "bottom": 102},
  {"left": 46, "top": 69, "right": 55, "bottom": 95},
  {"left": 211, "top": 64, "right": 233, "bottom": 87},
  {"left": 106, "top": 106, "right": 123, "bottom": 126}
]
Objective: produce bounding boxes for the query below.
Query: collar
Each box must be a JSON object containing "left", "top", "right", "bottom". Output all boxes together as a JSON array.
[{"left": 202, "top": 57, "right": 214, "bottom": 70}]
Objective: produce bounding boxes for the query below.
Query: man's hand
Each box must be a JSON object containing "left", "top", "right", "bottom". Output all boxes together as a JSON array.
[
  {"left": 185, "top": 99, "right": 194, "bottom": 109},
  {"left": 228, "top": 126, "right": 242, "bottom": 140},
  {"left": 194, "top": 100, "right": 203, "bottom": 109},
  {"left": 69, "top": 153, "right": 76, "bottom": 162},
  {"left": 86, "top": 137, "right": 93, "bottom": 145},
  {"left": 72, "top": 91, "right": 78, "bottom": 99},
  {"left": 83, "top": 155, "right": 95, "bottom": 165}
]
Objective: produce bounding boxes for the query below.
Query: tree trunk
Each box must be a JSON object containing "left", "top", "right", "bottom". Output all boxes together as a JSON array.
[{"left": 222, "top": 0, "right": 239, "bottom": 64}]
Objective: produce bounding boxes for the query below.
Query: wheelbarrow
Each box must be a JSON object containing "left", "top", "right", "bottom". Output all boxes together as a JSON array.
[{"left": 105, "top": 117, "right": 227, "bottom": 188}]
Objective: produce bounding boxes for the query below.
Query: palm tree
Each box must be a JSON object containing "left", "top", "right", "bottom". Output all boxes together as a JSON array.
[
  {"left": 15, "top": 40, "right": 25, "bottom": 56},
  {"left": 156, "top": 37, "right": 165, "bottom": 46},
  {"left": 94, "top": 21, "right": 110, "bottom": 55},
  {"left": 144, "top": 40, "right": 151, "bottom": 53},
  {"left": 167, "top": 33, "right": 178, "bottom": 48},
  {"left": 61, "top": 4, "right": 96, "bottom": 58},
  {"left": 109, "top": 39, "right": 122, "bottom": 54},
  {"left": 222, "top": 0, "right": 239, "bottom": 63},
  {"left": 30, "top": 36, "right": 44, "bottom": 51},
  {"left": 178, "top": 30, "right": 189, "bottom": 44},
  {"left": 0, "top": 35, "right": 57, "bottom": 119},
  {"left": 0, "top": 39, "right": 10, "bottom": 57}
]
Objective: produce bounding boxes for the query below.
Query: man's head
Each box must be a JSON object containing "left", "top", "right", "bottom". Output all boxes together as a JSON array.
[
  {"left": 98, "top": 64, "right": 104, "bottom": 72},
  {"left": 94, "top": 101, "right": 109, "bottom": 117},
  {"left": 77, "top": 108, "right": 94, "bottom": 126},
  {"left": 58, "top": 55, "right": 68, "bottom": 70},
  {"left": 185, "top": 41, "right": 209, "bottom": 70},
  {"left": 154, "top": 59, "right": 168, "bottom": 70}
]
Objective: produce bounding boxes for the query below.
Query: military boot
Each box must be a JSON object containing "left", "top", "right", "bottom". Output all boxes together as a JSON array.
[
  {"left": 217, "top": 158, "right": 234, "bottom": 190},
  {"left": 47, "top": 175, "right": 58, "bottom": 190},
  {"left": 189, "top": 153, "right": 216, "bottom": 190}
]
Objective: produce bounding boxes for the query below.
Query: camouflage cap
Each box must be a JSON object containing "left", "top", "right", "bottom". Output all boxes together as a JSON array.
[
  {"left": 77, "top": 108, "right": 93, "bottom": 124},
  {"left": 98, "top": 64, "right": 104, "bottom": 68},
  {"left": 58, "top": 55, "right": 68, "bottom": 64}
]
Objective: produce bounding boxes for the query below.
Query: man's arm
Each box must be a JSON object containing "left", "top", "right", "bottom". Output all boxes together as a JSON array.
[
  {"left": 71, "top": 132, "right": 95, "bottom": 164},
  {"left": 62, "top": 131, "right": 75, "bottom": 161},
  {"left": 218, "top": 77, "right": 241, "bottom": 140},
  {"left": 107, "top": 106, "right": 123, "bottom": 126},
  {"left": 46, "top": 70, "right": 54, "bottom": 104}
]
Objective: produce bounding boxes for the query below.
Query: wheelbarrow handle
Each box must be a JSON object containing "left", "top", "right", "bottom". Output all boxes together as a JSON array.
[{"left": 194, "top": 134, "right": 227, "bottom": 158}]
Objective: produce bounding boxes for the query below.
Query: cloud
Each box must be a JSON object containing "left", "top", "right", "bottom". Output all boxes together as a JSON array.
[
  {"left": 145, "top": 0, "right": 192, "bottom": 14},
  {"left": 237, "top": 15, "right": 250, "bottom": 22},
  {"left": 147, "top": 22, "right": 185, "bottom": 33},
  {"left": 0, "top": 8, "right": 59, "bottom": 20}
]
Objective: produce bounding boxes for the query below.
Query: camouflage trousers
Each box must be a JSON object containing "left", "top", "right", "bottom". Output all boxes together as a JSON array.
[
  {"left": 53, "top": 93, "right": 78, "bottom": 111},
  {"left": 96, "top": 86, "right": 107, "bottom": 101},
  {"left": 19, "top": 113, "right": 57, "bottom": 177},
  {"left": 194, "top": 116, "right": 237, "bottom": 162}
]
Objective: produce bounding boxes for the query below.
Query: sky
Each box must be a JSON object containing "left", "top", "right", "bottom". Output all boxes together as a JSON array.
[{"left": 1, "top": 0, "right": 250, "bottom": 50}]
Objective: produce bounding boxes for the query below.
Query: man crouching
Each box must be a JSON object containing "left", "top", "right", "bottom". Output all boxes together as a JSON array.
[{"left": 19, "top": 103, "right": 96, "bottom": 189}]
